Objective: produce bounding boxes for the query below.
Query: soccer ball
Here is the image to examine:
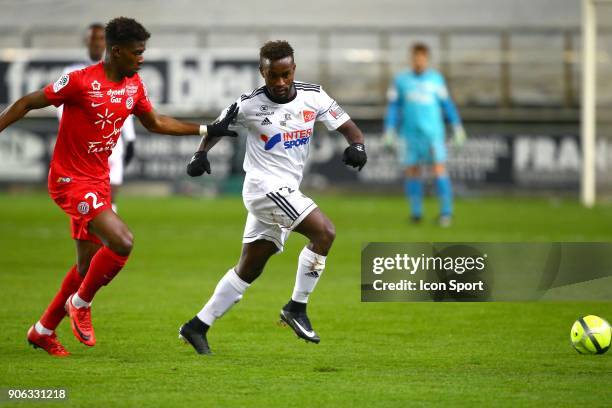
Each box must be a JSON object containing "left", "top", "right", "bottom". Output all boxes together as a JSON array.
[{"left": 570, "top": 315, "right": 611, "bottom": 355}]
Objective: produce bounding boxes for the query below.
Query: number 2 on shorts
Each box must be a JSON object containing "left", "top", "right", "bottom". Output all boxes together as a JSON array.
[{"left": 85, "top": 192, "right": 104, "bottom": 209}]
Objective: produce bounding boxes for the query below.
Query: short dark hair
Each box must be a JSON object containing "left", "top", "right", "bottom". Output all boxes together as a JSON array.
[
  {"left": 260, "top": 40, "right": 294, "bottom": 62},
  {"left": 412, "top": 42, "right": 430, "bottom": 55},
  {"left": 105, "top": 17, "right": 150, "bottom": 47},
  {"left": 88, "top": 22, "right": 104, "bottom": 31}
]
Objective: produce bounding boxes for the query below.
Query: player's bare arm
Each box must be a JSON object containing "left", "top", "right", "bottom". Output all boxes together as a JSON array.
[
  {"left": 136, "top": 109, "right": 200, "bottom": 136},
  {"left": 0, "top": 90, "right": 51, "bottom": 132},
  {"left": 336, "top": 119, "right": 367, "bottom": 171}
]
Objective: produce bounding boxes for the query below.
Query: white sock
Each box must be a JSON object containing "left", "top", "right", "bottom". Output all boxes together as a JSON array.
[
  {"left": 71, "top": 293, "right": 91, "bottom": 309},
  {"left": 197, "top": 268, "right": 250, "bottom": 326},
  {"left": 291, "top": 246, "right": 326, "bottom": 303},
  {"left": 35, "top": 321, "right": 53, "bottom": 336},
  {"left": 112, "top": 203, "right": 117, "bottom": 213}
]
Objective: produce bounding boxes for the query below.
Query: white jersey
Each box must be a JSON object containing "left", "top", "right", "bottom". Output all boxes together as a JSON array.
[{"left": 227, "top": 82, "right": 350, "bottom": 198}]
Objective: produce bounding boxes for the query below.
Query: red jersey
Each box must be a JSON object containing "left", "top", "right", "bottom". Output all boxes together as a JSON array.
[{"left": 44, "top": 62, "right": 153, "bottom": 183}]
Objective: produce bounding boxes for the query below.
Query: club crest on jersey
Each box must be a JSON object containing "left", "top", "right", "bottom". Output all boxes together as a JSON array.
[
  {"left": 53, "top": 75, "right": 69, "bottom": 93},
  {"left": 91, "top": 80, "right": 101, "bottom": 91},
  {"left": 261, "top": 129, "right": 312, "bottom": 151},
  {"left": 126, "top": 84, "right": 138, "bottom": 96},
  {"left": 302, "top": 110, "right": 315, "bottom": 122},
  {"left": 126, "top": 97, "right": 134, "bottom": 109},
  {"left": 77, "top": 201, "right": 90, "bottom": 215}
]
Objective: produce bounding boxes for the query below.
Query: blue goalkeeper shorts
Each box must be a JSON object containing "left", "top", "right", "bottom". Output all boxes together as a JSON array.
[{"left": 400, "top": 134, "right": 447, "bottom": 166}]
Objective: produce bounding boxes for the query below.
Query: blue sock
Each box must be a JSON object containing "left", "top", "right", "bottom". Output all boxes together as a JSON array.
[
  {"left": 405, "top": 178, "right": 423, "bottom": 218},
  {"left": 435, "top": 175, "right": 453, "bottom": 216}
]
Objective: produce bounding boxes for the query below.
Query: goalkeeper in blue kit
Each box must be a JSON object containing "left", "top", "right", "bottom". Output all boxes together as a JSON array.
[{"left": 384, "top": 43, "right": 466, "bottom": 226}]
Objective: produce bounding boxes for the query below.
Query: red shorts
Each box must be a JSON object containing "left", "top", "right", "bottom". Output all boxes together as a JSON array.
[{"left": 48, "top": 171, "right": 111, "bottom": 244}]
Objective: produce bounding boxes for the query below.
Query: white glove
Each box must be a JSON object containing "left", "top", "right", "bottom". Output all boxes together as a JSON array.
[
  {"left": 383, "top": 129, "right": 398, "bottom": 151},
  {"left": 452, "top": 125, "right": 467, "bottom": 148}
]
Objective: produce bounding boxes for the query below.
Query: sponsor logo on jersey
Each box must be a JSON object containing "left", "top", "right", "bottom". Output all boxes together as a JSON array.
[
  {"left": 329, "top": 101, "right": 345, "bottom": 119},
  {"left": 282, "top": 128, "right": 312, "bottom": 149},
  {"left": 260, "top": 128, "right": 312, "bottom": 150},
  {"left": 302, "top": 110, "right": 315, "bottom": 122},
  {"left": 87, "top": 139, "right": 117, "bottom": 154},
  {"left": 53, "top": 74, "right": 69, "bottom": 93},
  {"left": 91, "top": 80, "right": 101, "bottom": 91},
  {"left": 77, "top": 201, "right": 90, "bottom": 215},
  {"left": 56, "top": 177, "right": 71, "bottom": 184},
  {"left": 126, "top": 97, "right": 134, "bottom": 109},
  {"left": 260, "top": 133, "right": 282, "bottom": 150},
  {"left": 95, "top": 108, "right": 115, "bottom": 130},
  {"left": 257, "top": 104, "right": 274, "bottom": 116},
  {"left": 107, "top": 88, "right": 125, "bottom": 96},
  {"left": 261, "top": 117, "right": 272, "bottom": 126}
]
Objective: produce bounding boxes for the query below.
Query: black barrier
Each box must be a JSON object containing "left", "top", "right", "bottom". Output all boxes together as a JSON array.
[{"left": 1, "top": 117, "right": 608, "bottom": 192}]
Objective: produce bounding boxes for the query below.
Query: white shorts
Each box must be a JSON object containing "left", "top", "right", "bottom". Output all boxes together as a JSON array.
[
  {"left": 108, "top": 137, "right": 124, "bottom": 186},
  {"left": 242, "top": 187, "right": 318, "bottom": 252}
]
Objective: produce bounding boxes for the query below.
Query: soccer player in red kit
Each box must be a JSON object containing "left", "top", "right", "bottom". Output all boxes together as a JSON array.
[{"left": 0, "top": 17, "right": 238, "bottom": 357}]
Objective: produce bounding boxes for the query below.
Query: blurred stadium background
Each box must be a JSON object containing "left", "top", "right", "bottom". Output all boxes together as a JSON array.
[{"left": 2, "top": 0, "right": 612, "bottom": 200}]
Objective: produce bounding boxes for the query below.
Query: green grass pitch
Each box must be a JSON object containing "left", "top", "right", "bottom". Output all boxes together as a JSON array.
[{"left": 0, "top": 193, "right": 611, "bottom": 407}]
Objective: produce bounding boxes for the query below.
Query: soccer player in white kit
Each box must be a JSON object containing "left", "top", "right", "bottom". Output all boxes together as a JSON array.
[
  {"left": 179, "top": 41, "right": 367, "bottom": 354},
  {"left": 57, "top": 23, "right": 137, "bottom": 212}
]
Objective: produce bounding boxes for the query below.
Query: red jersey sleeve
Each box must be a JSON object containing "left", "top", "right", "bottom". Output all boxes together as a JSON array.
[
  {"left": 43, "top": 70, "right": 83, "bottom": 107},
  {"left": 133, "top": 79, "right": 153, "bottom": 116}
]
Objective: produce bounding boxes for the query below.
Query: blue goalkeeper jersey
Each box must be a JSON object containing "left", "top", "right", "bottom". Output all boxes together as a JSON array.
[{"left": 385, "top": 68, "right": 461, "bottom": 140}]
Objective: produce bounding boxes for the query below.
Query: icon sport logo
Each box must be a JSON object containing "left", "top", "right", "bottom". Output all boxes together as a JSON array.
[{"left": 260, "top": 129, "right": 313, "bottom": 151}]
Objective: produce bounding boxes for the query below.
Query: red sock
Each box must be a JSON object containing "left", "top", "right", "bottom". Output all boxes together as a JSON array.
[
  {"left": 39, "top": 265, "right": 83, "bottom": 330},
  {"left": 77, "top": 246, "right": 129, "bottom": 303}
]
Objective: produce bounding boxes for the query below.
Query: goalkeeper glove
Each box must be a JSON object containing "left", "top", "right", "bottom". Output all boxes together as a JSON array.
[
  {"left": 124, "top": 141, "right": 135, "bottom": 166},
  {"left": 452, "top": 125, "right": 467, "bottom": 148},
  {"left": 186, "top": 151, "right": 211, "bottom": 177},
  {"left": 201, "top": 102, "right": 239, "bottom": 138},
  {"left": 342, "top": 143, "right": 367, "bottom": 171},
  {"left": 383, "top": 129, "right": 398, "bottom": 151}
]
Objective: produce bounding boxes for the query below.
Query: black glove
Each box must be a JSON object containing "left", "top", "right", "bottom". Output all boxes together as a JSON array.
[
  {"left": 206, "top": 102, "right": 239, "bottom": 138},
  {"left": 186, "top": 151, "right": 211, "bottom": 177},
  {"left": 342, "top": 143, "right": 367, "bottom": 171},
  {"left": 124, "top": 141, "right": 135, "bottom": 166}
]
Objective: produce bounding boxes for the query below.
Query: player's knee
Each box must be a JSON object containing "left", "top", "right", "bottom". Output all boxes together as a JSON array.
[
  {"left": 110, "top": 231, "right": 134, "bottom": 256},
  {"left": 317, "top": 222, "right": 336, "bottom": 250},
  {"left": 325, "top": 223, "right": 336, "bottom": 244},
  {"left": 433, "top": 164, "right": 447, "bottom": 176},
  {"left": 235, "top": 265, "right": 263, "bottom": 284},
  {"left": 406, "top": 166, "right": 421, "bottom": 178}
]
